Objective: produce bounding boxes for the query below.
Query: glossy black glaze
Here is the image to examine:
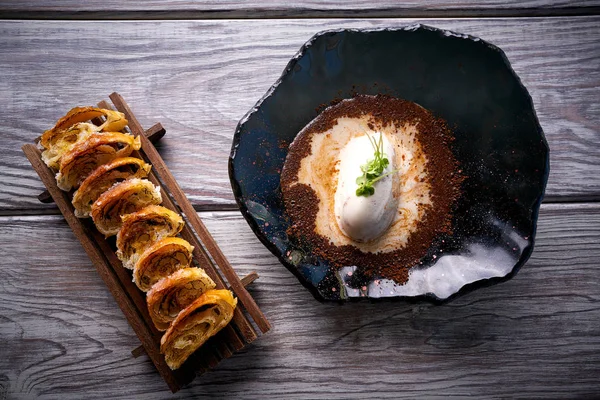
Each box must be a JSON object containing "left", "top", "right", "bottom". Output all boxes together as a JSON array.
[{"left": 229, "top": 25, "right": 549, "bottom": 301}]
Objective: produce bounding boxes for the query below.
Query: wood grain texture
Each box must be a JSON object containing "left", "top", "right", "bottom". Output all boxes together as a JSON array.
[
  {"left": 1, "top": 0, "right": 599, "bottom": 19},
  {"left": 1, "top": 17, "right": 599, "bottom": 213},
  {"left": 0, "top": 203, "right": 599, "bottom": 398}
]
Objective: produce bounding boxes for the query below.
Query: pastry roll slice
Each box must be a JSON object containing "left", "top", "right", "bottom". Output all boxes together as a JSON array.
[
  {"left": 40, "top": 106, "right": 127, "bottom": 149},
  {"left": 41, "top": 122, "right": 97, "bottom": 170},
  {"left": 160, "top": 289, "right": 236, "bottom": 370},
  {"left": 116, "top": 205, "right": 184, "bottom": 269},
  {"left": 56, "top": 132, "right": 141, "bottom": 191},
  {"left": 91, "top": 178, "right": 162, "bottom": 237},
  {"left": 147, "top": 266, "right": 216, "bottom": 330},
  {"left": 72, "top": 157, "right": 151, "bottom": 218},
  {"left": 133, "top": 237, "right": 194, "bottom": 292}
]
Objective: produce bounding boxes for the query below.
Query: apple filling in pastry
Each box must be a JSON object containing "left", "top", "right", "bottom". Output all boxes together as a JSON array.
[
  {"left": 41, "top": 122, "right": 98, "bottom": 170},
  {"left": 41, "top": 107, "right": 128, "bottom": 172},
  {"left": 43, "top": 106, "right": 239, "bottom": 370},
  {"left": 56, "top": 131, "right": 141, "bottom": 191},
  {"left": 72, "top": 157, "right": 152, "bottom": 218},
  {"left": 116, "top": 205, "right": 185, "bottom": 270},
  {"left": 134, "top": 237, "right": 195, "bottom": 292},
  {"left": 160, "top": 289, "right": 237, "bottom": 370},
  {"left": 40, "top": 106, "right": 128, "bottom": 149},
  {"left": 91, "top": 178, "right": 162, "bottom": 237},
  {"left": 147, "top": 267, "right": 216, "bottom": 330}
]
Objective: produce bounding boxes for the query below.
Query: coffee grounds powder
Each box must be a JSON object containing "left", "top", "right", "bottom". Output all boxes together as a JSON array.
[{"left": 280, "top": 95, "right": 462, "bottom": 284}]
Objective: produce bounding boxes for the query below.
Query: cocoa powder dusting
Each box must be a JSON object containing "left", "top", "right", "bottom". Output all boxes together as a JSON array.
[{"left": 280, "top": 95, "right": 463, "bottom": 284}]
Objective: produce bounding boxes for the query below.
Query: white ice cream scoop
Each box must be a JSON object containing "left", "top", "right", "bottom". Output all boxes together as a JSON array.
[{"left": 334, "top": 132, "right": 398, "bottom": 243}]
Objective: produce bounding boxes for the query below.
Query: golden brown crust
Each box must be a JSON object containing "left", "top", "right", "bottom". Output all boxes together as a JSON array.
[
  {"left": 91, "top": 178, "right": 162, "bottom": 237},
  {"left": 133, "top": 237, "right": 194, "bottom": 292},
  {"left": 72, "top": 157, "right": 152, "bottom": 218},
  {"left": 56, "top": 132, "right": 141, "bottom": 191},
  {"left": 146, "top": 266, "right": 216, "bottom": 330},
  {"left": 160, "top": 289, "right": 236, "bottom": 370},
  {"left": 115, "top": 205, "right": 184, "bottom": 269},
  {"left": 40, "top": 106, "right": 127, "bottom": 149},
  {"left": 41, "top": 123, "right": 97, "bottom": 170}
]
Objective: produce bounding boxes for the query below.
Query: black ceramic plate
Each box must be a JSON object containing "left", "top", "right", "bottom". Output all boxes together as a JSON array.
[{"left": 229, "top": 25, "right": 549, "bottom": 301}]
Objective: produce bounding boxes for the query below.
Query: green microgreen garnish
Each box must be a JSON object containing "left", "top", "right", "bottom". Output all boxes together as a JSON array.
[{"left": 355, "top": 132, "right": 397, "bottom": 197}]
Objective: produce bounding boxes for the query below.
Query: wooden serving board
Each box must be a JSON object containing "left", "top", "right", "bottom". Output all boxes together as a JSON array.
[{"left": 21, "top": 92, "right": 271, "bottom": 393}]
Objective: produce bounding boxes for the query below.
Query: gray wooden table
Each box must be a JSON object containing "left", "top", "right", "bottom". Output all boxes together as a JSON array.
[{"left": 1, "top": 2, "right": 599, "bottom": 399}]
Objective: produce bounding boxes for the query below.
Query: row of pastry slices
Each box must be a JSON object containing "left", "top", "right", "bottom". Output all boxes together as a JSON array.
[{"left": 39, "top": 106, "right": 237, "bottom": 370}]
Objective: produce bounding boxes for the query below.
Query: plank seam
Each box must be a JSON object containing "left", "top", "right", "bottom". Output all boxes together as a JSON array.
[
  {"left": 2, "top": 199, "right": 600, "bottom": 217},
  {"left": 1, "top": 200, "right": 600, "bottom": 219},
  {"left": 0, "top": 7, "right": 599, "bottom": 20}
]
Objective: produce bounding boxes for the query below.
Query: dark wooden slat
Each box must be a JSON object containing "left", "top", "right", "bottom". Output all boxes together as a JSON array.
[
  {"left": 110, "top": 92, "right": 271, "bottom": 334},
  {"left": 0, "top": 204, "right": 599, "bottom": 398},
  {"left": 37, "top": 190, "right": 53, "bottom": 203},
  {"left": 131, "top": 345, "right": 146, "bottom": 359},
  {"left": 144, "top": 122, "right": 166, "bottom": 143}
]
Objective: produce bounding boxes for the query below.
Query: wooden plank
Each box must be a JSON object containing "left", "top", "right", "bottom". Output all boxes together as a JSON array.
[
  {"left": 0, "top": 17, "right": 598, "bottom": 213},
  {"left": 0, "top": 203, "right": 599, "bottom": 398},
  {"left": 0, "top": 0, "right": 599, "bottom": 19}
]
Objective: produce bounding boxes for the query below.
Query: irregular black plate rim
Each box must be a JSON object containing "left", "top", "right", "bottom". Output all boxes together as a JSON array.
[{"left": 229, "top": 24, "right": 550, "bottom": 303}]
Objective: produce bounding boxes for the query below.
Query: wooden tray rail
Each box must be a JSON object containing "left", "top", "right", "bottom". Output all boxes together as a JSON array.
[{"left": 22, "top": 93, "right": 271, "bottom": 393}]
